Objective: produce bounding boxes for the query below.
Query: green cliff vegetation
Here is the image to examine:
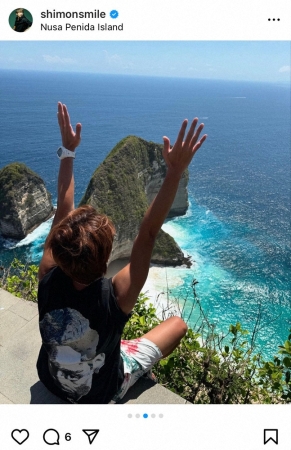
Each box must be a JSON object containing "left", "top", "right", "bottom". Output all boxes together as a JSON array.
[
  {"left": 80, "top": 135, "right": 185, "bottom": 264},
  {"left": 80, "top": 136, "right": 151, "bottom": 226},
  {"left": 0, "top": 258, "right": 38, "bottom": 302}
]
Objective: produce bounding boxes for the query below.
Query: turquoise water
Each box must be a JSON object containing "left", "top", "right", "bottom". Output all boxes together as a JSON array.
[
  {"left": 0, "top": 70, "right": 290, "bottom": 359},
  {"left": 163, "top": 196, "right": 290, "bottom": 358}
]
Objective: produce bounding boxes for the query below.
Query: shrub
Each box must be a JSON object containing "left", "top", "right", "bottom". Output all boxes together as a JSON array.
[{"left": 0, "top": 258, "right": 38, "bottom": 302}]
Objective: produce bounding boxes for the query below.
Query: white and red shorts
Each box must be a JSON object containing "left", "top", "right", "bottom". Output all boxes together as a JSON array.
[{"left": 110, "top": 338, "right": 163, "bottom": 403}]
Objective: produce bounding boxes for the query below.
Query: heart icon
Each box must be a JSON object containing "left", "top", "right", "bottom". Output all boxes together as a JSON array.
[{"left": 11, "top": 429, "right": 30, "bottom": 445}]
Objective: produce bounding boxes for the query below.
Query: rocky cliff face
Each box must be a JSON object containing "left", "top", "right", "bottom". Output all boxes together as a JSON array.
[
  {"left": 80, "top": 136, "right": 190, "bottom": 266},
  {"left": 145, "top": 159, "right": 189, "bottom": 218},
  {"left": 0, "top": 163, "right": 54, "bottom": 239}
]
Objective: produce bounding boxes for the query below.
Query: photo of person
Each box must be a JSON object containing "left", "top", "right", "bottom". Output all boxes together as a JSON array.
[
  {"left": 10, "top": 8, "right": 32, "bottom": 33},
  {"left": 0, "top": 41, "right": 290, "bottom": 406}
]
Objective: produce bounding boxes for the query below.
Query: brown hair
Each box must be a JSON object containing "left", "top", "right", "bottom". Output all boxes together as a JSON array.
[{"left": 47, "top": 205, "right": 115, "bottom": 284}]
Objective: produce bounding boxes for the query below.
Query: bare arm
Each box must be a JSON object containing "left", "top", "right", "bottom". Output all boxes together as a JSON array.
[
  {"left": 52, "top": 103, "right": 81, "bottom": 226},
  {"left": 38, "top": 102, "right": 82, "bottom": 281},
  {"left": 112, "top": 118, "right": 207, "bottom": 314}
]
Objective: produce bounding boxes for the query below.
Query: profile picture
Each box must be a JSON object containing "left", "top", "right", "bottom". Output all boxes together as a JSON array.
[{"left": 9, "top": 8, "right": 33, "bottom": 32}]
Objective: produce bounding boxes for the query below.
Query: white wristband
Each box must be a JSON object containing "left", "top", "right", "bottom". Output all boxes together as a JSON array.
[{"left": 57, "top": 146, "right": 76, "bottom": 160}]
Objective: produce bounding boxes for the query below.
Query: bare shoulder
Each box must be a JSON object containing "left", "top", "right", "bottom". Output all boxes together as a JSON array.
[
  {"left": 38, "top": 246, "right": 57, "bottom": 282},
  {"left": 112, "top": 264, "right": 138, "bottom": 315}
]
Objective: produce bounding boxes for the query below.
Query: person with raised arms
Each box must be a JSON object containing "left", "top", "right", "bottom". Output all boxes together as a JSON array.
[{"left": 37, "top": 102, "right": 207, "bottom": 403}]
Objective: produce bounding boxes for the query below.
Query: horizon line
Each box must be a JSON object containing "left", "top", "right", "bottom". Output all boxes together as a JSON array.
[{"left": 0, "top": 68, "right": 289, "bottom": 85}]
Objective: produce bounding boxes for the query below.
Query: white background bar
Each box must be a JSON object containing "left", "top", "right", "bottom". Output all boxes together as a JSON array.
[
  {"left": 1, "top": 405, "right": 290, "bottom": 449},
  {"left": 1, "top": 0, "right": 291, "bottom": 40}
]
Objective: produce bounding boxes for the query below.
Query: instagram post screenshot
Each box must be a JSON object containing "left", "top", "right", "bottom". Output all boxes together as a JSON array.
[{"left": 0, "top": 1, "right": 290, "bottom": 448}]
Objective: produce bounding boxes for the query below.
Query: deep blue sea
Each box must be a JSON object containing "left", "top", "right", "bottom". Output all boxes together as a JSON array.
[{"left": 0, "top": 70, "right": 290, "bottom": 359}]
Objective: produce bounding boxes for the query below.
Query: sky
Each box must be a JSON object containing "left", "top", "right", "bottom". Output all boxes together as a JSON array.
[{"left": 0, "top": 41, "right": 290, "bottom": 82}]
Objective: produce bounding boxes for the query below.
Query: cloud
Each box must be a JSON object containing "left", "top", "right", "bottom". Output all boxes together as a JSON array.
[
  {"left": 102, "top": 50, "right": 135, "bottom": 71},
  {"left": 279, "top": 65, "right": 291, "bottom": 73},
  {"left": 42, "top": 55, "right": 76, "bottom": 64},
  {"left": 103, "top": 50, "right": 122, "bottom": 65}
]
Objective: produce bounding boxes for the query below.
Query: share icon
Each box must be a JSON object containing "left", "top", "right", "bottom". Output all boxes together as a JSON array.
[{"left": 82, "top": 429, "right": 100, "bottom": 445}]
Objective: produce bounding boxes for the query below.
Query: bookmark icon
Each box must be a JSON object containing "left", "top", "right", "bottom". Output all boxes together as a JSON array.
[{"left": 264, "top": 429, "right": 278, "bottom": 445}]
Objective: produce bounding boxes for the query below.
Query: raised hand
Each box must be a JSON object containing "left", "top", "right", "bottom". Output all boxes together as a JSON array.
[
  {"left": 163, "top": 118, "right": 207, "bottom": 177},
  {"left": 57, "top": 102, "right": 82, "bottom": 151}
]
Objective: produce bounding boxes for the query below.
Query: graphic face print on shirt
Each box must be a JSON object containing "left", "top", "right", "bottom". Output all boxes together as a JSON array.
[{"left": 40, "top": 308, "right": 105, "bottom": 401}]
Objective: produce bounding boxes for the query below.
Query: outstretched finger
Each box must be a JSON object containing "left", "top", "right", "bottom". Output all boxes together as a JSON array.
[
  {"left": 57, "top": 102, "right": 64, "bottom": 130},
  {"left": 193, "top": 134, "right": 207, "bottom": 153},
  {"left": 63, "top": 104, "right": 71, "bottom": 131},
  {"left": 176, "top": 119, "right": 188, "bottom": 147},
  {"left": 75, "top": 123, "right": 82, "bottom": 141},
  {"left": 190, "top": 123, "right": 205, "bottom": 148},
  {"left": 162, "top": 136, "right": 170, "bottom": 157},
  {"left": 184, "top": 118, "right": 198, "bottom": 148}
]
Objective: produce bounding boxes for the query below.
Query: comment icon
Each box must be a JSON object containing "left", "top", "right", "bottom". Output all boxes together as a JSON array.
[{"left": 43, "top": 429, "right": 60, "bottom": 445}]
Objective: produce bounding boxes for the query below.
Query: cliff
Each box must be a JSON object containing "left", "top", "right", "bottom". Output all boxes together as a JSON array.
[
  {"left": 0, "top": 163, "right": 54, "bottom": 239},
  {"left": 80, "top": 136, "right": 190, "bottom": 266}
]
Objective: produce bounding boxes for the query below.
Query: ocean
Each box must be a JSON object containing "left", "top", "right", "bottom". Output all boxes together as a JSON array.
[{"left": 0, "top": 70, "right": 290, "bottom": 359}]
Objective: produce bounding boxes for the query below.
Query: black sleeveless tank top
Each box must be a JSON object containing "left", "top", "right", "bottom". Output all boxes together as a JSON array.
[{"left": 37, "top": 266, "right": 130, "bottom": 403}]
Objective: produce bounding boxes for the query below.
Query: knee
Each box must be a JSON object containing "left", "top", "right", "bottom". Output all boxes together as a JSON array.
[{"left": 171, "top": 316, "right": 188, "bottom": 338}]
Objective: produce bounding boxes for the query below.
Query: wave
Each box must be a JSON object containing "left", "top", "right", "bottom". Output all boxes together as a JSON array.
[
  {"left": 0, "top": 217, "right": 53, "bottom": 263},
  {"left": 15, "top": 217, "right": 53, "bottom": 248}
]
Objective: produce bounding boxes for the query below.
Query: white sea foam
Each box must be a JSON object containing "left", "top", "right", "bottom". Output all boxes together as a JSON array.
[
  {"left": 1, "top": 216, "right": 54, "bottom": 251},
  {"left": 15, "top": 217, "right": 54, "bottom": 248},
  {"left": 142, "top": 266, "right": 187, "bottom": 319},
  {"left": 162, "top": 220, "right": 194, "bottom": 250}
]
